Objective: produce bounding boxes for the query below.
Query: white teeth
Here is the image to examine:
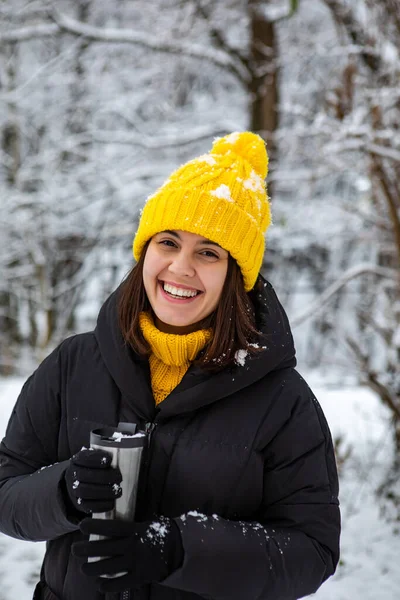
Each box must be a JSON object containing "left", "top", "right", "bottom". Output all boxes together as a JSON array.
[{"left": 163, "top": 283, "right": 198, "bottom": 298}]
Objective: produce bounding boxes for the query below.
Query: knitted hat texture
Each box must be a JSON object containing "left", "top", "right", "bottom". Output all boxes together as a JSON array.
[{"left": 133, "top": 131, "right": 271, "bottom": 291}]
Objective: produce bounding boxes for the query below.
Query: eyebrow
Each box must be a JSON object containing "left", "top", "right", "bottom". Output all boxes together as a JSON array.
[{"left": 160, "top": 230, "right": 222, "bottom": 248}]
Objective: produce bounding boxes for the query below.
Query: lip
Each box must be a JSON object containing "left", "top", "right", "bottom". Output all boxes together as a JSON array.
[
  {"left": 158, "top": 281, "right": 201, "bottom": 304},
  {"left": 160, "top": 280, "right": 202, "bottom": 292}
]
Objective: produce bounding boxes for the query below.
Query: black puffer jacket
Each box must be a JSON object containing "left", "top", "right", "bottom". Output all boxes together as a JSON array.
[{"left": 0, "top": 278, "right": 340, "bottom": 600}]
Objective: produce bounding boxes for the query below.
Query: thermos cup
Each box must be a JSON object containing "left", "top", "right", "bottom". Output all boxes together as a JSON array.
[{"left": 88, "top": 422, "right": 147, "bottom": 575}]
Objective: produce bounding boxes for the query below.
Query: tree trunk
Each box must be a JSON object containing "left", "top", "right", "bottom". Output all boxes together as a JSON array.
[
  {"left": 0, "top": 43, "right": 22, "bottom": 372},
  {"left": 248, "top": 3, "right": 279, "bottom": 178},
  {"left": 2, "top": 42, "right": 21, "bottom": 185}
]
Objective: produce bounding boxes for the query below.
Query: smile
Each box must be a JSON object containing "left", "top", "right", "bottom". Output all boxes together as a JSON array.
[{"left": 159, "top": 281, "right": 201, "bottom": 301}]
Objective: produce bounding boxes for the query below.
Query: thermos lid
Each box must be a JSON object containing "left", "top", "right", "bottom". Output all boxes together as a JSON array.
[{"left": 90, "top": 426, "right": 146, "bottom": 448}]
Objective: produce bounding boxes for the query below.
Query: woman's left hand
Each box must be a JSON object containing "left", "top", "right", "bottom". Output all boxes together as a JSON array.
[{"left": 72, "top": 516, "right": 184, "bottom": 593}]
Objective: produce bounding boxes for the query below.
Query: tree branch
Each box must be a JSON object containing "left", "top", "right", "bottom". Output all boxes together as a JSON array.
[
  {"left": 52, "top": 10, "right": 250, "bottom": 82},
  {"left": 323, "top": 0, "right": 381, "bottom": 72},
  {"left": 358, "top": 309, "right": 393, "bottom": 346},
  {"left": 0, "top": 23, "right": 59, "bottom": 42},
  {"left": 292, "top": 263, "right": 398, "bottom": 328},
  {"left": 368, "top": 143, "right": 400, "bottom": 163},
  {"left": 323, "top": 139, "right": 400, "bottom": 163},
  {"left": 192, "top": 0, "right": 250, "bottom": 67},
  {"left": 346, "top": 336, "right": 400, "bottom": 420},
  {"left": 86, "top": 122, "right": 240, "bottom": 148},
  {"left": 371, "top": 155, "right": 400, "bottom": 267},
  {"left": 340, "top": 201, "right": 392, "bottom": 232},
  {"left": 0, "top": 11, "right": 251, "bottom": 82}
]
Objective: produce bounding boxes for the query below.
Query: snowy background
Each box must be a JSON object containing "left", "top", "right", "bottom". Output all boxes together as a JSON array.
[
  {"left": 1, "top": 0, "right": 400, "bottom": 598},
  {"left": 1, "top": 374, "right": 400, "bottom": 599}
]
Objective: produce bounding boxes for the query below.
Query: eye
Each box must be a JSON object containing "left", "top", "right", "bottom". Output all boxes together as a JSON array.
[
  {"left": 158, "top": 239, "right": 177, "bottom": 248},
  {"left": 200, "top": 250, "right": 219, "bottom": 259}
]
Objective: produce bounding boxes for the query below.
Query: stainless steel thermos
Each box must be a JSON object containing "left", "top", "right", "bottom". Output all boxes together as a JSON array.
[{"left": 88, "top": 422, "right": 146, "bottom": 574}]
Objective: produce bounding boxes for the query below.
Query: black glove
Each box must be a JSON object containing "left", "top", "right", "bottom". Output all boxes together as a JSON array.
[
  {"left": 72, "top": 516, "right": 184, "bottom": 593},
  {"left": 63, "top": 448, "right": 122, "bottom": 515}
]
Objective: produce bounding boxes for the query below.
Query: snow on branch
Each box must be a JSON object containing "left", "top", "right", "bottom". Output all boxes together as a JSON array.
[
  {"left": 192, "top": 0, "right": 249, "bottom": 66},
  {"left": 54, "top": 11, "right": 250, "bottom": 80},
  {"left": 322, "top": 139, "right": 400, "bottom": 163},
  {"left": 292, "top": 263, "right": 398, "bottom": 328},
  {"left": 257, "top": 1, "right": 299, "bottom": 22},
  {"left": 0, "top": 11, "right": 250, "bottom": 81},
  {"left": 267, "top": 166, "right": 334, "bottom": 183},
  {"left": 368, "top": 144, "right": 400, "bottom": 163},
  {"left": 0, "top": 23, "right": 59, "bottom": 42},
  {"left": 88, "top": 123, "right": 240, "bottom": 148},
  {"left": 323, "top": 0, "right": 381, "bottom": 72}
]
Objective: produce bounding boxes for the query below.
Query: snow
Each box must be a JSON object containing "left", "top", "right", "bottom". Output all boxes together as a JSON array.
[
  {"left": 110, "top": 431, "right": 145, "bottom": 442},
  {"left": 2, "top": 374, "right": 400, "bottom": 598},
  {"left": 210, "top": 184, "right": 234, "bottom": 202},
  {"left": 225, "top": 132, "right": 240, "bottom": 144},
  {"left": 185, "top": 510, "right": 208, "bottom": 522},
  {"left": 141, "top": 520, "right": 169, "bottom": 545},
  {"left": 308, "top": 375, "right": 400, "bottom": 600},
  {"left": 234, "top": 348, "right": 248, "bottom": 366},
  {"left": 148, "top": 521, "right": 168, "bottom": 538},
  {"left": 243, "top": 170, "right": 264, "bottom": 193},
  {"left": 196, "top": 154, "right": 216, "bottom": 166}
]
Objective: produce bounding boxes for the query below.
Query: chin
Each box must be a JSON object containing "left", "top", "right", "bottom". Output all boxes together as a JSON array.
[{"left": 164, "top": 316, "right": 196, "bottom": 327}]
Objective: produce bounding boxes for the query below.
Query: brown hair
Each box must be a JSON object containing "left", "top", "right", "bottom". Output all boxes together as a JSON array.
[{"left": 118, "top": 242, "right": 262, "bottom": 372}]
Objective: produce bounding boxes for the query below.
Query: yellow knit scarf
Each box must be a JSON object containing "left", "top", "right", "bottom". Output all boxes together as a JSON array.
[{"left": 139, "top": 312, "right": 212, "bottom": 405}]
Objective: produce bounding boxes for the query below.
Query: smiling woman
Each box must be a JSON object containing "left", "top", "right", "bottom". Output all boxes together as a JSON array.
[{"left": 0, "top": 132, "right": 340, "bottom": 600}]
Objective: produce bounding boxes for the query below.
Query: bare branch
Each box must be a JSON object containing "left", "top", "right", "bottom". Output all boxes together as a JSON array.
[{"left": 292, "top": 263, "right": 398, "bottom": 328}]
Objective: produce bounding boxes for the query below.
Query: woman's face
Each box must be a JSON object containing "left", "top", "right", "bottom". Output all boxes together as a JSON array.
[{"left": 143, "top": 230, "right": 229, "bottom": 333}]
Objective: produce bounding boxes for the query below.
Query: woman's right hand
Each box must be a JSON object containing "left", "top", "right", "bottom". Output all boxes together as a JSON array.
[{"left": 63, "top": 448, "right": 122, "bottom": 515}]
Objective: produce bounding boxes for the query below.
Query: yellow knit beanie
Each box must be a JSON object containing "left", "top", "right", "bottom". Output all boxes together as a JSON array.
[{"left": 133, "top": 131, "right": 271, "bottom": 291}]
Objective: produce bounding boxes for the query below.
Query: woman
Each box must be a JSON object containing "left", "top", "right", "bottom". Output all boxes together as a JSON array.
[{"left": 0, "top": 132, "right": 340, "bottom": 600}]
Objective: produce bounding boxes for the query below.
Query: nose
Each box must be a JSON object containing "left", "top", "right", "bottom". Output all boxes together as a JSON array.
[{"left": 168, "top": 251, "right": 195, "bottom": 278}]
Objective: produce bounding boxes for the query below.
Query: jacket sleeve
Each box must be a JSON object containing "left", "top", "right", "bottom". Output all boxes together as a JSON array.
[
  {"left": 163, "top": 378, "right": 340, "bottom": 600},
  {"left": 0, "top": 342, "right": 80, "bottom": 542}
]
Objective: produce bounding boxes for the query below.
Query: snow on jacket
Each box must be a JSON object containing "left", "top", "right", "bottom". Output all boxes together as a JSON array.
[{"left": 0, "top": 277, "right": 340, "bottom": 600}]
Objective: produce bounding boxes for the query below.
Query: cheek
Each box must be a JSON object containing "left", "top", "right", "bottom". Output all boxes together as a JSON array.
[
  {"left": 207, "top": 265, "right": 228, "bottom": 302},
  {"left": 143, "top": 250, "right": 160, "bottom": 281},
  {"left": 142, "top": 256, "right": 158, "bottom": 297}
]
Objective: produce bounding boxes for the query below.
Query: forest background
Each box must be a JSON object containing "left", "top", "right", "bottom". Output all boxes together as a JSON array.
[{"left": 0, "top": 0, "right": 400, "bottom": 597}]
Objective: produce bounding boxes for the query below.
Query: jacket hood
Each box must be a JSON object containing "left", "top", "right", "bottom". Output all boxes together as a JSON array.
[{"left": 94, "top": 275, "right": 296, "bottom": 420}]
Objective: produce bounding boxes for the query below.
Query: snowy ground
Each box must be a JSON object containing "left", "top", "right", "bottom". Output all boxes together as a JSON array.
[{"left": 1, "top": 374, "right": 400, "bottom": 599}]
